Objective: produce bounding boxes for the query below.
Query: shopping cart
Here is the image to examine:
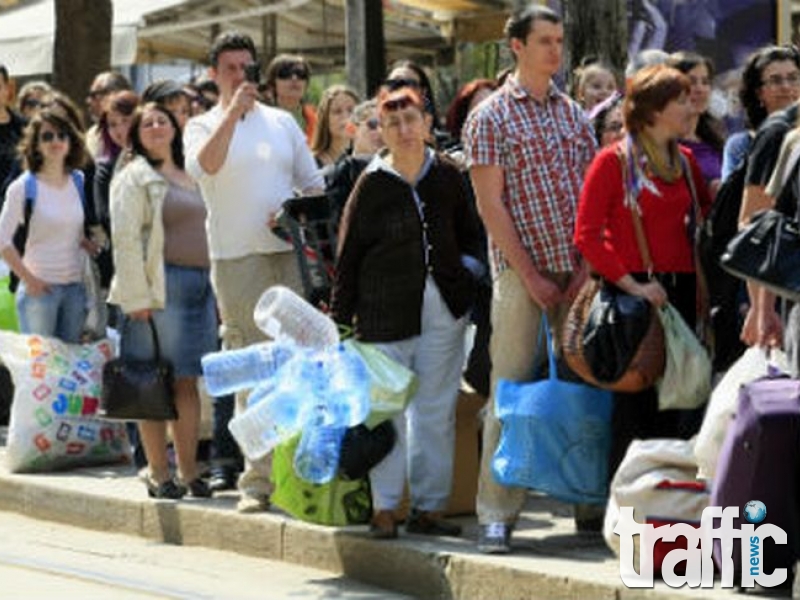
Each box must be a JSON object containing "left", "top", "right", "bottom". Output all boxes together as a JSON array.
[{"left": 274, "top": 194, "right": 338, "bottom": 311}]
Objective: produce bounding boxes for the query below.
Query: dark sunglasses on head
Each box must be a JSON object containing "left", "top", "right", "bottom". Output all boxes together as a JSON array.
[
  {"left": 382, "top": 96, "right": 415, "bottom": 112},
  {"left": 40, "top": 131, "right": 69, "bottom": 143},
  {"left": 384, "top": 78, "right": 420, "bottom": 91},
  {"left": 276, "top": 65, "right": 309, "bottom": 80}
]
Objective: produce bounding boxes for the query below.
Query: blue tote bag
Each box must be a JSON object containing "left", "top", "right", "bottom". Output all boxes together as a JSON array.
[{"left": 491, "top": 318, "right": 614, "bottom": 505}]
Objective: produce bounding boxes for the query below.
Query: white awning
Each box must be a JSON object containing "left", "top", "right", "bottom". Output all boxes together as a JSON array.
[{"left": 0, "top": 0, "right": 187, "bottom": 76}]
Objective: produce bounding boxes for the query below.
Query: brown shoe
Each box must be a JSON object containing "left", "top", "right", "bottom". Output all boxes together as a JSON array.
[
  {"left": 369, "top": 510, "right": 398, "bottom": 539},
  {"left": 406, "top": 509, "right": 462, "bottom": 537}
]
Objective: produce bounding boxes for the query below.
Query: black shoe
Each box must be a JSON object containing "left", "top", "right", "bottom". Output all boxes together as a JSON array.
[
  {"left": 208, "top": 466, "right": 237, "bottom": 492},
  {"left": 185, "top": 478, "right": 213, "bottom": 498},
  {"left": 405, "top": 509, "right": 462, "bottom": 537},
  {"left": 145, "top": 477, "right": 186, "bottom": 500}
]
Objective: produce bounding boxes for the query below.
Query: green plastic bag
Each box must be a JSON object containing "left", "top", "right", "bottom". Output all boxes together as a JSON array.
[
  {"left": 344, "top": 340, "right": 417, "bottom": 428},
  {"left": 271, "top": 434, "right": 372, "bottom": 526},
  {"left": 656, "top": 303, "right": 712, "bottom": 411},
  {"left": 0, "top": 275, "right": 18, "bottom": 332}
]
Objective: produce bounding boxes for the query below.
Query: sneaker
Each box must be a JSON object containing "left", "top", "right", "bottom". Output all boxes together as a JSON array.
[
  {"left": 406, "top": 509, "right": 462, "bottom": 537},
  {"left": 477, "top": 522, "right": 512, "bottom": 554},
  {"left": 236, "top": 494, "right": 270, "bottom": 513}
]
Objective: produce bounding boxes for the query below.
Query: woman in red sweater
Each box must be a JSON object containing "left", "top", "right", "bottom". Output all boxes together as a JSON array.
[{"left": 574, "top": 65, "right": 711, "bottom": 476}]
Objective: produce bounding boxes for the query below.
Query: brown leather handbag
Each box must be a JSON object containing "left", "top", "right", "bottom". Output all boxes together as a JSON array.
[{"left": 563, "top": 152, "right": 666, "bottom": 393}]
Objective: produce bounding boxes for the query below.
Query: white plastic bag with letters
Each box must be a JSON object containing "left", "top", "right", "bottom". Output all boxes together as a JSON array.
[{"left": 0, "top": 331, "right": 130, "bottom": 473}]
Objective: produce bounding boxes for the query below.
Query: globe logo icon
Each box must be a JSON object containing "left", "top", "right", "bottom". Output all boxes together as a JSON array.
[{"left": 744, "top": 500, "right": 767, "bottom": 524}]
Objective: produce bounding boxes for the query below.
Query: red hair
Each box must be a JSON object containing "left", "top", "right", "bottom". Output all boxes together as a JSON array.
[{"left": 377, "top": 86, "right": 424, "bottom": 116}]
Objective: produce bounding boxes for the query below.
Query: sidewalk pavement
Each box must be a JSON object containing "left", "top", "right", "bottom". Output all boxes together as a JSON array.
[{"left": 0, "top": 428, "right": 757, "bottom": 600}]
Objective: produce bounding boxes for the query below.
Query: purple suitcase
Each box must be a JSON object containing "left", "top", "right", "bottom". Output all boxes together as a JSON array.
[{"left": 710, "top": 375, "right": 800, "bottom": 578}]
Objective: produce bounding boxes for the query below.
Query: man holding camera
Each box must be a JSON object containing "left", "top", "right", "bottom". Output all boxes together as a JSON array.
[{"left": 185, "top": 31, "right": 322, "bottom": 513}]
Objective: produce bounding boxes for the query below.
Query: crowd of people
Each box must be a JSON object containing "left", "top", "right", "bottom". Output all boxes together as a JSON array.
[{"left": 0, "top": 2, "right": 799, "bottom": 556}]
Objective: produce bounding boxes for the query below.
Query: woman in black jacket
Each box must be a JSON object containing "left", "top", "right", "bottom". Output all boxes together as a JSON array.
[{"left": 331, "top": 84, "right": 482, "bottom": 540}]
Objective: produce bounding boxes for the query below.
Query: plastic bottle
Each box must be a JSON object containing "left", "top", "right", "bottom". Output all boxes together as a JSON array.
[
  {"left": 201, "top": 342, "right": 294, "bottom": 396},
  {"left": 293, "top": 408, "right": 348, "bottom": 484},
  {"left": 254, "top": 285, "right": 339, "bottom": 349},
  {"left": 324, "top": 343, "right": 371, "bottom": 427},
  {"left": 227, "top": 383, "right": 304, "bottom": 461}
]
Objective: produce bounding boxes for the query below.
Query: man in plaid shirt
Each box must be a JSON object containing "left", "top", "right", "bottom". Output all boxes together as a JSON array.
[{"left": 462, "top": 4, "right": 597, "bottom": 554}]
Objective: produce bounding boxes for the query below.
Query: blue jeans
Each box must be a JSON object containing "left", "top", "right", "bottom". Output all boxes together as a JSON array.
[{"left": 16, "top": 282, "right": 87, "bottom": 344}]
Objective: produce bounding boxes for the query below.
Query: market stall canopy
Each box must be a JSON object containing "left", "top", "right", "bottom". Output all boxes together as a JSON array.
[{"left": 0, "top": 0, "right": 510, "bottom": 76}]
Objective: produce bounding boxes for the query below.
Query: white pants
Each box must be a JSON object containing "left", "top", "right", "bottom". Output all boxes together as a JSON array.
[{"left": 370, "top": 277, "right": 467, "bottom": 512}]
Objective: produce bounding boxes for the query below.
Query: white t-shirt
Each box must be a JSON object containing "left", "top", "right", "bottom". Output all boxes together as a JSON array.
[
  {"left": 184, "top": 102, "right": 323, "bottom": 260},
  {"left": 0, "top": 173, "right": 85, "bottom": 284}
]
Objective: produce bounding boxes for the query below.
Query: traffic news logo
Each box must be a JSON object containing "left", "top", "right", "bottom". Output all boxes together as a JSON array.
[{"left": 615, "top": 500, "right": 788, "bottom": 588}]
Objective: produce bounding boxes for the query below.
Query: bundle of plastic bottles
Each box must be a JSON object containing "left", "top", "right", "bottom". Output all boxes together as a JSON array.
[{"left": 201, "top": 286, "right": 370, "bottom": 484}]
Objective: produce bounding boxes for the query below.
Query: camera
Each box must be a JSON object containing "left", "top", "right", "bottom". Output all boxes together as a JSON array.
[{"left": 244, "top": 63, "right": 261, "bottom": 84}]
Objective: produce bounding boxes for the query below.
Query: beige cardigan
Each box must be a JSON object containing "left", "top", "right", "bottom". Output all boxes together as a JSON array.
[{"left": 107, "top": 156, "right": 168, "bottom": 314}]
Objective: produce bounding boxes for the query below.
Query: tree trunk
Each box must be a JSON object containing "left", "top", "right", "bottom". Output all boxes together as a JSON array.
[
  {"left": 561, "top": 0, "right": 627, "bottom": 77},
  {"left": 53, "top": 0, "right": 113, "bottom": 119}
]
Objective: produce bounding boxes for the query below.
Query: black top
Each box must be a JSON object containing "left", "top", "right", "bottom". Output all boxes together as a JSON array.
[
  {"left": 331, "top": 152, "right": 481, "bottom": 342},
  {"left": 745, "top": 103, "right": 799, "bottom": 187}
]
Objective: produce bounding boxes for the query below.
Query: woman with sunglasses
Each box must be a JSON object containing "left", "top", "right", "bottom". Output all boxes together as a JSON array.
[
  {"left": 265, "top": 54, "right": 316, "bottom": 145},
  {"left": 331, "top": 85, "right": 482, "bottom": 540},
  {"left": 108, "top": 103, "right": 217, "bottom": 500},
  {"left": 0, "top": 109, "right": 92, "bottom": 343}
]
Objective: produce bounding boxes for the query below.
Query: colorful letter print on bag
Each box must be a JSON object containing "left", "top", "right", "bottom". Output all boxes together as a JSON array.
[{"left": 0, "top": 331, "right": 130, "bottom": 473}]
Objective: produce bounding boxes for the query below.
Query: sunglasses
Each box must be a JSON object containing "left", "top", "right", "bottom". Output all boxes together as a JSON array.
[
  {"left": 276, "top": 65, "right": 309, "bottom": 80},
  {"left": 382, "top": 97, "right": 416, "bottom": 112},
  {"left": 22, "top": 98, "right": 41, "bottom": 110},
  {"left": 39, "top": 131, "right": 69, "bottom": 143},
  {"left": 87, "top": 89, "right": 109, "bottom": 100},
  {"left": 384, "top": 78, "right": 421, "bottom": 91},
  {"left": 363, "top": 118, "right": 379, "bottom": 130}
]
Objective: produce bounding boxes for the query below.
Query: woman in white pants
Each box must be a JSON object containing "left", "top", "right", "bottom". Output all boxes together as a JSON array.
[{"left": 332, "top": 84, "right": 482, "bottom": 539}]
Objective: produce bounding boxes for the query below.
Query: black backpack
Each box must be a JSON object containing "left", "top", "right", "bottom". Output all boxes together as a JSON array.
[
  {"left": 698, "top": 160, "right": 747, "bottom": 284},
  {"left": 697, "top": 161, "right": 748, "bottom": 371}
]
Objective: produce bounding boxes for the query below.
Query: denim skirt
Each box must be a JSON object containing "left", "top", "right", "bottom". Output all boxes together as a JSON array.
[{"left": 121, "top": 264, "right": 217, "bottom": 377}]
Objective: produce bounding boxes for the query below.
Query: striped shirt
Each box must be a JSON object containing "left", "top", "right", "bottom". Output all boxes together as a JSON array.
[{"left": 463, "top": 76, "right": 596, "bottom": 274}]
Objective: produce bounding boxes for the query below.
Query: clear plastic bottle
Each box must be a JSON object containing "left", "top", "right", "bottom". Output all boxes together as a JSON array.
[
  {"left": 254, "top": 285, "right": 339, "bottom": 349},
  {"left": 293, "top": 413, "right": 347, "bottom": 484},
  {"left": 324, "top": 343, "right": 371, "bottom": 427},
  {"left": 227, "top": 384, "right": 304, "bottom": 461},
  {"left": 201, "top": 342, "right": 294, "bottom": 396}
]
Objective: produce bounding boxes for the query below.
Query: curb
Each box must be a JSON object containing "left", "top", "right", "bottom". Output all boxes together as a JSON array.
[{"left": 0, "top": 462, "right": 744, "bottom": 600}]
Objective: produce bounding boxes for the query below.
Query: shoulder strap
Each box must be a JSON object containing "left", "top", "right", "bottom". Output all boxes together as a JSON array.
[
  {"left": 70, "top": 169, "right": 88, "bottom": 214},
  {"left": 616, "top": 147, "right": 653, "bottom": 276},
  {"left": 22, "top": 171, "right": 36, "bottom": 227}
]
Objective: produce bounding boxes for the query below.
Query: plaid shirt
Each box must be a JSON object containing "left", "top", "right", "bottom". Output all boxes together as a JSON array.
[{"left": 463, "top": 76, "right": 596, "bottom": 274}]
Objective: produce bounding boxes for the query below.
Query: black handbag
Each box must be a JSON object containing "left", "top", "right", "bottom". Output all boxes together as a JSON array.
[
  {"left": 100, "top": 317, "right": 177, "bottom": 421},
  {"left": 563, "top": 147, "right": 665, "bottom": 392},
  {"left": 720, "top": 209, "right": 800, "bottom": 301}
]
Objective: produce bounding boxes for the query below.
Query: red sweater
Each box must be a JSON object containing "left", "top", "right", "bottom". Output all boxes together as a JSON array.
[{"left": 574, "top": 142, "right": 711, "bottom": 283}]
